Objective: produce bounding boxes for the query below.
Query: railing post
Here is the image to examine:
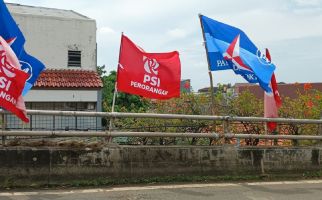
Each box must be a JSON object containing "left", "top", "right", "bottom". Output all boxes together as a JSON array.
[
  {"left": 30, "top": 114, "right": 33, "bottom": 131},
  {"left": 319, "top": 111, "right": 322, "bottom": 146},
  {"left": 107, "top": 115, "right": 114, "bottom": 143},
  {"left": 2, "top": 113, "right": 6, "bottom": 145},
  {"left": 264, "top": 123, "right": 268, "bottom": 146},
  {"left": 53, "top": 115, "right": 56, "bottom": 131},
  {"left": 223, "top": 118, "right": 230, "bottom": 144},
  {"left": 319, "top": 111, "right": 322, "bottom": 135}
]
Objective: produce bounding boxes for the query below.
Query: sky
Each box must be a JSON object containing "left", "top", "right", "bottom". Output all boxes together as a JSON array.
[{"left": 5, "top": 0, "right": 322, "bottom": 91}]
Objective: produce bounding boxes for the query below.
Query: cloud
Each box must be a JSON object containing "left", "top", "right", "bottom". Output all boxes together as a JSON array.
[
  {"left": 99, "top": 26, "right": 116, "bottom": 35},
  {"left": 5, "top": 0, "right": 322, "bottom": 90},
  {"left": 294, "top": 0, "right": 322, "bottom": 6},
  {"left": 166, "top": 28, "right": 187, "bottom": 39}
]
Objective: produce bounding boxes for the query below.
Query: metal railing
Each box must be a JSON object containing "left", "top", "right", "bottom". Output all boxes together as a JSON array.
[
  {"left": 0, "top": 109, "right": 322, "bottom": 142},
  {"left": 18, "top": 110, "right": 321, "bottom": 123}
]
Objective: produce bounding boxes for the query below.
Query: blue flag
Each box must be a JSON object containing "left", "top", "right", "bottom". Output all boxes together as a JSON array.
[
  {"left": 200, "top": 15, "right": 275, "bottom": 92},
  {"left": 0, "top": 1, "right": 45, "bottom": 95}
]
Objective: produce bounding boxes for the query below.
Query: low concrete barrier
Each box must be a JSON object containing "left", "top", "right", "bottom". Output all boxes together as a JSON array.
[{"left": 0, "top": 145, "right": 321, "bottom": 186}]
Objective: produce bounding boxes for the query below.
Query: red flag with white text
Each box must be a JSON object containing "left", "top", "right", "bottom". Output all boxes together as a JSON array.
[
  {"left": 0, "top": 36, "right": 29, "bottom": 122},
  {"left": 117, "top": 34, "right": 181, "bottom": 100},
  {"left": 264, "top": 49, "right": 281, "bottom": 131}
]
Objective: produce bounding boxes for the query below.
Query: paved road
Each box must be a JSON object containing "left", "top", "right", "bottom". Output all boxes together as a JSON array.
[{"left": 1, "top": 180, "right": 322, "bottom": 200}]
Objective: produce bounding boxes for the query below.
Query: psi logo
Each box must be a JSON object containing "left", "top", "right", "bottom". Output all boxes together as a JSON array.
[
  {"left": 143, "top": 56, "right": 160, "bottom": 87},
  {"left": 0, "top": 52, "right": 15, "bottom": 91}
]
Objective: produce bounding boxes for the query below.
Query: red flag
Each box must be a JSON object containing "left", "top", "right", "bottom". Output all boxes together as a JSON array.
[
  {"left": 0, "top": 36, "right": 29, "bottom": 122},
  {"left": 117, "top": 34, "right": 181, "bottom": 100},
  {"left": 264, "top": 48, "right": 281, "bottom": 131}
]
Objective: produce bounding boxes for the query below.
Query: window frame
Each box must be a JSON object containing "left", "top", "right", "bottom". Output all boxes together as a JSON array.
[{"left": 68, "top": 50, "right": 81, "bottom": 67}]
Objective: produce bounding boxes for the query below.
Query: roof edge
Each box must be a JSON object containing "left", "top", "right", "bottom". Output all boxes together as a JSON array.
[{"left": 6, "top": 2, "right": 94, "bottom": 21}]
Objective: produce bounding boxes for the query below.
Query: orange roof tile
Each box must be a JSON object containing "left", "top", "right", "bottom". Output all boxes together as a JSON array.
[
  {"left": 34, "top": 69, "right": 103, "bottom": 88},
  {"left": 235, "top": 82, "right": 322, "bottom": 100}
]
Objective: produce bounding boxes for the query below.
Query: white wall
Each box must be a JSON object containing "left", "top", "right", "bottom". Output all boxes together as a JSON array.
[
  {"left": 24, "top": 90, "right": 98, "bottom": 102},
  {"left": 11, "top": 13, "right": 96, "bottom": 70}
]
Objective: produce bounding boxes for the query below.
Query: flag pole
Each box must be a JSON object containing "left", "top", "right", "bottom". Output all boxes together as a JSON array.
[
  {"left": 199, "top": 14, "right": 217, "bottom": 145},
  {"left": 108, "top": 83, "right": 117, "bottom": 138},
  {"left": 108, "top": 32, "right": 124, "bottom": 140},
  {"left": 111, "top": 83, "right": 117, "bottom": 113},
  {"left": 198, "top": 14, "right": 215, "bottom": 115}
]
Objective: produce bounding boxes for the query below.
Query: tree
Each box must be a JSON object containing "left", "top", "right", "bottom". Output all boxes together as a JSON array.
[
  {"left": 279, "top": 86, "right": 322, "bottom": 145},
  {"left": 97, "top": 66, "right": 150, "bottom": 113},
  {"left": 96, "top": 66, "right": 322, "bottom": 147},
  {"left": 230, "top": 90, "right": 264, "bottom": 145},
  {"left": 97, "top": 64, "right": 107, "bottom": 77},
  {"left": 124, "top": 92, "right": 212, "bottom": 145}
]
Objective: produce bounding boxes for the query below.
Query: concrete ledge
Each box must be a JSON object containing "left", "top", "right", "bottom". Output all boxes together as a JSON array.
[{"left": 0, "top": 145, "right": 321, "bottom": 186}]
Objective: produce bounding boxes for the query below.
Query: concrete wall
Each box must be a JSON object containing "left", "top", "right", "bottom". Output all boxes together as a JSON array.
[
  {"left": 10, "top": 12, "right": 96, "bottom": 70},
  {"left": 0, "top": 145, "right": 321, "bottom": 184},
  {"left": 25, "top": 90, "right": 98, "bottom": 102}
]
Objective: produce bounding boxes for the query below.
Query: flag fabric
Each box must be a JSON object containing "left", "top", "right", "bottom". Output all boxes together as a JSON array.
[
  {"left": 0, "top": 1, "right": 45, "bottom": 95},
  {"left": 117, "top": 34, "right": 181, "bottom": 100},
  {"left": 264, "top": 48, "right": 281, "bottom": 132},
  {"left": 264, "top": 82, "right": 278, "bottom": 131},
  {"left": 0, "top": 36, "right": 29, "bottom": 122},
  {"left": 200, "top": 15, "right": 275, "bottom": 92},
  {"left": 19, "top": 50, "right": 45, "bottom": 95},
  {"left": 265, "top": 49, "right": 282, "bottom": 107}
]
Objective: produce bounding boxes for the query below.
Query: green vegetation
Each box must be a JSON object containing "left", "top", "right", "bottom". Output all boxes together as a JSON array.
[
  {"left": 97, "top": 67, "right": 322, "bottom": 146},
  {"left": 3, "top": 172, "right": 322, "bottom": 189},
  {"left": 97, "top": 67, "right": 150, "bottom": 113}
]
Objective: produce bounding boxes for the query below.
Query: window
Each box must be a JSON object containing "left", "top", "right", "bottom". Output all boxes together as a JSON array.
[
  {"left": 87, "top": 103, "right": 95, "bottom": 110},
  {"left": 68, "top": 50, "right": 81, "bottom": 67}
]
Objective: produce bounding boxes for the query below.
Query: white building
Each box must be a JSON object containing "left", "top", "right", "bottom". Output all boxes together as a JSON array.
[{"left": 6, "top": 3, "right": 103, "bottom": 130}]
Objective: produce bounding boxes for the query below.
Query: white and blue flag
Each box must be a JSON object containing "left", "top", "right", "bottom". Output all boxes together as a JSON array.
[
  {"left": 200, "top": 15, "right": 275, "bottom": 92},
  {"left": 0, "top": 1, "right": 45, "bottom": 95}
]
